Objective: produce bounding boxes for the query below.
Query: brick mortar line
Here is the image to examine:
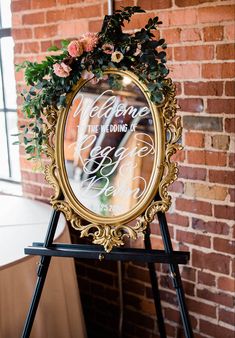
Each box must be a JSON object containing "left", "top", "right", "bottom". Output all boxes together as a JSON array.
[
  {"left": 13, "top": 21, "right": 235, "bottom": 33},
  {"left": 177, "top": 96, "right": 235, "bottom": 99},
  {"left": 171, "top": 184, "right": 235, "bottom": 194},
  {"left": 193, "top": 282, "right": 234, "bottom": 297},
  {"left": 168, "top": 208, "right": 235, "bottom": 223},
  {"left": 16, "top": 42, "right": 235, "bottom": 52},
  {"left": 13, "top": 51, "right": 235, "bottom": 68},
  {"left": 15, "top": 76, "right": 235, "bottom": 88},
  {"left": 160, "top": 292, "right": 226, "bottom": 311},
  {"left": 182, "top": 146, "right": 232, "bottom": 151},
  {"left": 16, "top": 16, "right": 103, "bottom": 27},
  {"left": 119, "top": 20, "right": 234, "bottom": 33},
  {"left": 191, "top": 305, "right": 235, "bottom": 330},
  {"left": 179, "top": 164, "right": 232, "bottom": 170},
  {"left": 176, "top": 178, "right": 233, "bottom": 185},
  {"left": 13, "top": 2, "right": 103, "bottom": 13},
  {"left": 12, "top": 25, "right": 235, "bottom": 44},
  {"left": 168, "top": 61, "right": 235, "bottom": 65},
  {"left": 181, "top": 113, "right": 235, "bottom": 117},
  {"left": 13, "top": 54, "right": 235, "bottom": 74},
  {"left": 172, "top": 224, "right": 234, "bottom": 236},
  {"left": 176, "top": 199, "right": 234, "bottom": 208},
  {"left": 168, "top": 198, "right": 233, "bottom": 207},
  {"left": 160, "top": 21, "right": 235, "bottom": 29},
  {"left": 179, "top": 111, "right": 235, "bottom": 116},
  {"left": 164, "top": 41, "right": 234, "bottom": 47},
  {"left": 217, "top": 320, "right": 235, "bottom": 331},
  {"left": 9, "top": 6, "right": 231, "bottom": 21},
  {"left": 178, "top": 166, "right": 234, "bottom": 173},
  {"left": 189, "top": 313, "right": 235, "bottom": 331},
  {"left": 171, "top": 0, "right": 235, "bottom": 8},
  {"left": 170, "top": 214, "right": 235, "bottom": 227},
  {"left": 186, "top": 311, "right": 218, "bottom": 326},
  {"left": 152, "top": 238, "right": 233, "bottom": 251},
  {"left": 13, "top": 2, "right": 235, "bottom": 16}
]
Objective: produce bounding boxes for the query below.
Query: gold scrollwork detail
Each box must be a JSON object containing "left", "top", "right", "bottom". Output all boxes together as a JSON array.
[
  {"left": 142, "top": 79, "right": 182, "bottom": 225},
  {"left": 44, "top": 107, "right": 63, "bottom": 201},
  {"left": 44, "top": 72, "right": 181, "bottom": 252},
  {"left": 69, "top": 216, "right": 148, "bottom": 253}
]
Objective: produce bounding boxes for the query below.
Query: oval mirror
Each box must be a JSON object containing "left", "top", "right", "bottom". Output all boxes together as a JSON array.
[{"left": 57, "top": 69, "right": 164, "bottom": 224}]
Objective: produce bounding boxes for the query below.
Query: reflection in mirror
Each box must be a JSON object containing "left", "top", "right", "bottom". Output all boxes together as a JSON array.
[{"left": 64, "top": 73, "right": 156, "bottom": 217}]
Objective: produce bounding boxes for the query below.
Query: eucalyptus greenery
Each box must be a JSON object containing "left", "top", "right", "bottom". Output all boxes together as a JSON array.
[{"left": 15, "top": 6, "right": 169, "bottom": 162}]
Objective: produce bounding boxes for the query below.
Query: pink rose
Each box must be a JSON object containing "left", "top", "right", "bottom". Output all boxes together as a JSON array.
[
  {"left": 102, "top": 43, "right": 114, "bottom": 54},
  {"left": 67, "top": 40, "right": 83, "bottom": 57},
  {"left": 81, "top": 69, "right": 94, "bottom": 80},
  {"left": 53, "top": 62, "right": 72, "bottom": 78},
  {"left": 80, "top": 32, "right": 98, "bottom": 52}
]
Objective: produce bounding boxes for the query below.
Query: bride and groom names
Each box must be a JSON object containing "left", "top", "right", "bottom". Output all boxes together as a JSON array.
[{"left": 73, "top": 90, "right": 155, "bottom": 201}]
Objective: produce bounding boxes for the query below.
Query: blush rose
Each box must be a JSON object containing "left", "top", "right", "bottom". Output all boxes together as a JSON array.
[
  {"left": 67, "top": 40, "right": 83, "bottom": 58},
  {"left": 80, "top": 32, "right": 99, "bottom": 52},
  {"left": 53, "top": 62, "right": 72, "bottom": 78}
]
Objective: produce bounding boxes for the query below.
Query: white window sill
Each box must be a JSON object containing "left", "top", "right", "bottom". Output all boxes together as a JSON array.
[{"left": 0, "top": 180, "right": 22, "bottom": 196}]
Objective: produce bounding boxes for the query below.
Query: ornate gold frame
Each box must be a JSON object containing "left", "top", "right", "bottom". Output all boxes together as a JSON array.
[{"left": 44, "top": 69, "right": 181, "bottom": 252}]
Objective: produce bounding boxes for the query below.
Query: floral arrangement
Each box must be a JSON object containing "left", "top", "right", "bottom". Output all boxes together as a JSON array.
[{"left": 16, "top": 6, "right": 169, "bottom": 161}]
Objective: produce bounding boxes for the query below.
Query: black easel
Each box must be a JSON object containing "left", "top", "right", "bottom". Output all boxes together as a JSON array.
[{"left": 21, "top": 206, "right": 194, "bottom": 338}]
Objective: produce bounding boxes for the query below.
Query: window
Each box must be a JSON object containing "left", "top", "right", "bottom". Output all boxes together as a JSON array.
[{"left": 0, "top": 0, "right": 20, "bottom": 182}]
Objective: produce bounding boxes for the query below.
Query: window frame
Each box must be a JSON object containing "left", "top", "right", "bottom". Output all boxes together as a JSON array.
[{"left": 0, "top": 7, "right": 19, "bottom": 182}]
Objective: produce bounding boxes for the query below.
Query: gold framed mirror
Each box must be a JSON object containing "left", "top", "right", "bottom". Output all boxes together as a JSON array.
[
  {"left": 44, "top": 69, "right": 181, "bottom": 252},
  {"left": 58, "top": 69, "right": 164, "bottom": 223},
  {"left": 16, "top": 6, "right": 182, "bottom": 252}
]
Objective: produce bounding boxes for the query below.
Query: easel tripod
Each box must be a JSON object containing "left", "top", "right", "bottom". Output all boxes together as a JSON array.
[{"left": 21, "top": 205, "right": 194, "bottom": 338}]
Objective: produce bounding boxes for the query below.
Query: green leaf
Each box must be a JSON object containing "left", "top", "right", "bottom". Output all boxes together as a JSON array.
[
  {"left": 32, "top": 126, "right": 39, "bottom": 133},
  {"left": 59, "top": 95, "right": 66, "bottom": 106},
  {"left": 35, "top": 82, "right": 43, "bottom": 90},
  {"left": 147, "top": 83, "right": 157, "bottom": 91},
  {"left": 37, "top": 117, "right": 44, "bottom": 124},
  {"left": 27, "top": 156, "right": 36, "bottom": 160},
  {"left": 156, "top": 51, "right": 167, "bottom": 60},
  {"left": 11, "top": 132, "right": 21, "bottom": 136},
  {"left": 23, "top": 137, "right": 28, "bottom": 145},
  {"left": 15, "top": 60, "right": 30, "bottom": 72},
  {"left": 61, "top": 40, "right": 70, "bottom": 49},
  {"left": 151, "top": 91, "right": 164, "bottom": 103},
  {"left": 47, "top": 45, "right": 59, "bottom": 52},
  {"left": 29, "top": 87, "right": 36, "bottom": 96},
  {"left": 25, "top": 145, "right": 36, "bottom": 154}
]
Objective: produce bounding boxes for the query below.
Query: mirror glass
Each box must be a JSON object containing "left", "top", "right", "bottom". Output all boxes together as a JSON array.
[{"left": 64, "top": 73, "right": 157, "bottom": 217}]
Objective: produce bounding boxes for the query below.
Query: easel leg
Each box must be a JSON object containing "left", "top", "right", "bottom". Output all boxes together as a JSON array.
[
  {"left": 157, "top": 211, "right": 194, "bottom": 338},
  {"left": 144, "top": 227, "right": 167, "bottom": 338},
  {"left": 21, "top": 209, "right": 60, "bottom": 338}
]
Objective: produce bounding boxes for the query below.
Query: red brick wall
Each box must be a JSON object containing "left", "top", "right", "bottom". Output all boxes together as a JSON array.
[{"left": 12, "top": 0, "right": 235, "bottom": 337}]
